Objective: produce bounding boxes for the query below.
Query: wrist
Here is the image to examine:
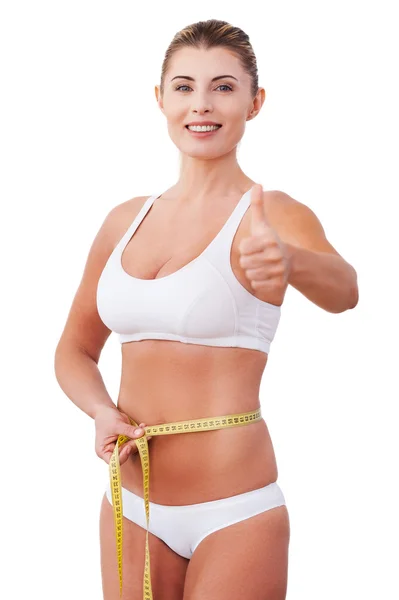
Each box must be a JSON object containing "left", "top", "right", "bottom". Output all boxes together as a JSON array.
[
  {"left": 93, "top": 401, "right": 117, "bottom": 420},
  {"left": 282, "top": 241, "right": 297, "bottom": 278}
]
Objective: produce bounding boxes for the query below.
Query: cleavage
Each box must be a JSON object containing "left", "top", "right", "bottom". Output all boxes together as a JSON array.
[{"left": 121, "top": 210, "right": 213, "bottom": 280}]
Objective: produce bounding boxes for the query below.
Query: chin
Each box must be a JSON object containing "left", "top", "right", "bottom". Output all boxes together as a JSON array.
[
  {"left": 179, "top": 136, "right": 238, "bottom": 158},
  {"left": 183, "top": 148, "right": 226, "bottom": 160}
]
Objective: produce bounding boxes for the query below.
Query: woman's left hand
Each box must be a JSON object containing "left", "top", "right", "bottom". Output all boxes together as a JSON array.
[{"left": 238, "top": 184, "right": 291, "bottom": 306}]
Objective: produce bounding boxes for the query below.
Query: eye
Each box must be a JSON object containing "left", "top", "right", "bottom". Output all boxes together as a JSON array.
[{"left": 174, "top": 84, "right": 233, "bottom": 92}]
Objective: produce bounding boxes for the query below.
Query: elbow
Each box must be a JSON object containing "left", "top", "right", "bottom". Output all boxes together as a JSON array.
[
  {"left": 337, "top": 283, "right": 358, "bottom": 313},
  {"left": 330, "top": 283, "right": 359, "bottom": 314},
  {"left": 348, "top": 266, "right": 359, "bottom": 309},
  {"left": 53, "top": 340, "right": 73, "bottom": 383},
  {"left": 343, "top": 263, "right": 359, "bottom": 311},
  {"left": 348, "top": 285, "right": 359, "bottom": 309},
  {"left": 54, "top": 343, "right": 65, "bottom": 384}
]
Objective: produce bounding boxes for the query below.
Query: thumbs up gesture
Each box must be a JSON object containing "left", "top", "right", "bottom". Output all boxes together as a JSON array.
[{"left": 238, "top": 184, "right": 291, "bottom": 306}]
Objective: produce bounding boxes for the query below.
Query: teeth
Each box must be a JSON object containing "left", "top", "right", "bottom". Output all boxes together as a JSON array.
[{"left": 188, "top": 125, "right": 221, "bottom": 132}]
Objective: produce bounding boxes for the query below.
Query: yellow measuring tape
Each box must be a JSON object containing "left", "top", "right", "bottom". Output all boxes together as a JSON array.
[{"left": 109, "top": 407, "right": 263, "bottom": 599}]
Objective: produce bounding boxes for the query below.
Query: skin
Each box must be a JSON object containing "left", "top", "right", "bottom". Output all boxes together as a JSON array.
[{"left": 61, "top": 46, "right": 357, "bottom": 599}]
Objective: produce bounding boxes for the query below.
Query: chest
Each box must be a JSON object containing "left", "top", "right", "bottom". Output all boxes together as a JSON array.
[
  {"left": 120, "top": 201, "right": 262, "bottom": 294},
  {"left": 96, "top": 191, "right": 283, "bottom": 352}
]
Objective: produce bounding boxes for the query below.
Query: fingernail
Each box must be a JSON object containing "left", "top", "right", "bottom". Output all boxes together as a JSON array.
[{"left": 134, "top": 428, "right": 143, "bottom": 435}]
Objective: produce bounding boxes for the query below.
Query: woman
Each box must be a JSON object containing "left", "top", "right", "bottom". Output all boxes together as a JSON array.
[{"left": 54, "top": 19, "right": 359, "bottom": 600}]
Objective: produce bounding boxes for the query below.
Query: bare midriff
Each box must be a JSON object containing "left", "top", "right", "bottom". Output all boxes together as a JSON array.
[{"left": 117, "top": 340, "right": 279, "bottom": 506}]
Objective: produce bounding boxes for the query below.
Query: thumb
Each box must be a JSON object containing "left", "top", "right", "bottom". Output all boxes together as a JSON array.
[
  {"left": 120, "top": 422, "right": 146, "bottom": 440},
  {"left": 250, "top": 184, "right": 269, "bottom": 236},
  {"left": 117, "top": 412, "right": 146, "bottom": 439}
]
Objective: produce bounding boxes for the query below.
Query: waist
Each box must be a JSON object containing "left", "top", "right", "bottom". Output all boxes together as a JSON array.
[
  {"left": 117, "top": 378, "right": 266, "bottom": 430},
  {"left": 119, "top": 412, "right": 278, "bottom": 504}
]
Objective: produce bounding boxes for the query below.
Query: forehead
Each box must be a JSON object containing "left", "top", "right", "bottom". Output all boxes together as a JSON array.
[{"left": 167, "top": 46, "right": 243, "bottom": 80}]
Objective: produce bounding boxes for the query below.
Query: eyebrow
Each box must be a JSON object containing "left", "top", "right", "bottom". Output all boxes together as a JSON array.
[{"left": 170, "top": 75, "right": 238, "bottom": 82}]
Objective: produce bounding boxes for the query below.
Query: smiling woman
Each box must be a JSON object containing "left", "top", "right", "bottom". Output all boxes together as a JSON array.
[
  {"left": 153, "top": 20, "right": 264, "bottom": 163},
  {"left": 54, "top": 16, "right": 357, "bottom": 600}
]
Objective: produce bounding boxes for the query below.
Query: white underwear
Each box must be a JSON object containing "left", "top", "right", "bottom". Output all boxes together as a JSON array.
[{"left": 105, "top": 479, "right": 286, "bottom": 559}]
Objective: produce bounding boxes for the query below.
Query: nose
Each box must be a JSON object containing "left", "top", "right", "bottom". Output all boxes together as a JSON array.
[
  {"left": 191, "top": 93, "right": 213, "bottom": 116},
  {"left": 192, "top": 108, "right": 212, "bottom": 118}
]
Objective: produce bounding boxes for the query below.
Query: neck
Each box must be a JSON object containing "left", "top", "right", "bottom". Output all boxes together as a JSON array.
[{"left": 172, "top": 148, "right": 252, "bottom": 206}]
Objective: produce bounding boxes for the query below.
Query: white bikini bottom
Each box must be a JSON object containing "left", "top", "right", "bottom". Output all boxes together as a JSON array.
[{"left": 105, "top": 479, "right": 286, "bottom": 559}]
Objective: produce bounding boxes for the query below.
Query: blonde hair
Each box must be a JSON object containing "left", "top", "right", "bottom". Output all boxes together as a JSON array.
[{"left": 160, "top": 19, "right": 259, "bottom": 99}]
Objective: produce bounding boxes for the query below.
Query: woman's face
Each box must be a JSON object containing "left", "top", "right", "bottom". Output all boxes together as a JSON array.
[{"left": 155, "top": 46, "right": 265, "bottom": 159}]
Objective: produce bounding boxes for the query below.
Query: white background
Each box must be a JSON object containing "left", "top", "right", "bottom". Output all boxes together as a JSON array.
[{"left": 1, "top": 1, "right": 398, "bottom": 598}]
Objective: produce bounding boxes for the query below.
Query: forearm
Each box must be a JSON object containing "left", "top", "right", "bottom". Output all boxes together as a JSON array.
[
  {"left": 54, "top": 344, "right": 116, "bottom": 419},
  {"left": 285, "top": 243, "right": 359, "bottom": 313}
]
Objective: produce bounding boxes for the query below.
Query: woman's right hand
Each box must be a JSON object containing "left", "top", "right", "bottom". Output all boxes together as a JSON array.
[{"left": 94, "top": 405, "right": 152, "bottom": 466}]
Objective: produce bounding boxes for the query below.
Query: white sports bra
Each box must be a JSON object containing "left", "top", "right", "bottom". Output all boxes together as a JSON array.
[{"left": 96, "top": 187, "right": 282, "bottom": 354}]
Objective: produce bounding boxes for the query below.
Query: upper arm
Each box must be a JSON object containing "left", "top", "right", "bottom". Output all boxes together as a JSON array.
[
  {"left": 55, "top": 197, "right": 144, "bottom": 362},
  {"left": 270, "top": 191, "right": 342, "bottom": 256}
]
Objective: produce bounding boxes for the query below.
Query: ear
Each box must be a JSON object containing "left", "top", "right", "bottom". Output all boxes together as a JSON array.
[
  {"left": 247, "top": 87, "right": 266, "bottom": 121},
  {"left": 155, "top": 85, "right": 164, "bottom": 112}
]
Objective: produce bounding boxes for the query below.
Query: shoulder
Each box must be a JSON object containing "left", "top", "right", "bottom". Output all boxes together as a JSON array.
[
  {"left": 264, "top": 189, "right": 314, "bottom": 218},
  {"left": 262, "top": 189, "right": 340, "bottom": 254},
  {"left": 100, "top": 195, "right": 150, "bottom": 248},
  {"left": 107, "top": 194, "right": 150, "bottom": 224}
]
